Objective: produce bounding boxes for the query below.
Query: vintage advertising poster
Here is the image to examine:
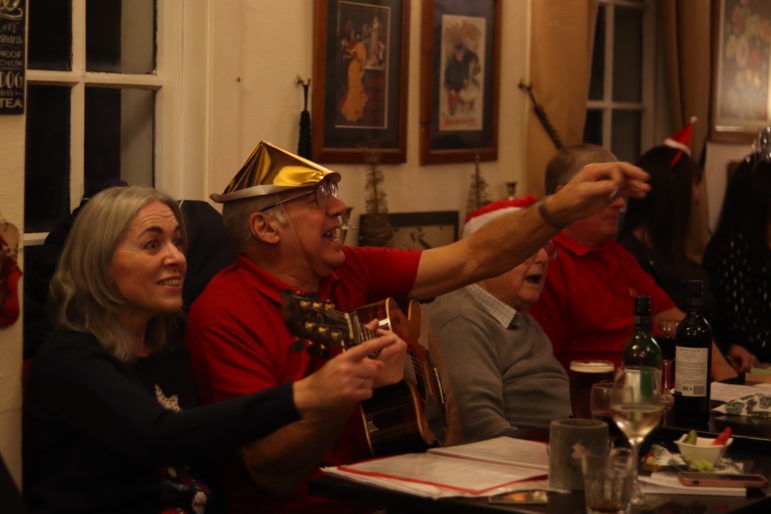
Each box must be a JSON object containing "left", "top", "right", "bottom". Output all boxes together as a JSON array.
[
  {"left": 335, "top": 1, "right": 390, "bottom": 129},
  {"left": 438, "top": 14, "right": 485, "bottom": 132}
]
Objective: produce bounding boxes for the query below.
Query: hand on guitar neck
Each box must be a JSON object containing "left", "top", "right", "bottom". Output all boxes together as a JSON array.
[
  {"left": 361, "top": 319, "right": 409, "bottom": 387},
  {"left": 293, "top": 332, "right": 405, "bottom": 414}
]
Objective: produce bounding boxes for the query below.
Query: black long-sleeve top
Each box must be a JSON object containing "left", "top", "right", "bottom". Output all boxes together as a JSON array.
[{"left": 25, "top": 331, "right": 300, "bottom": 514}]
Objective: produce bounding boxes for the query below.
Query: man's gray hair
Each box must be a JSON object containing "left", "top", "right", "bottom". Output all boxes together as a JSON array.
[
  {"left": 221, "top": 194, "right": 289, "bottom": 253},
  {"left": 545, "top": 144, "right": 617, "bottom": 194},
  {"left": 49, "top": 186, "right": 186, "bottom": 361}
]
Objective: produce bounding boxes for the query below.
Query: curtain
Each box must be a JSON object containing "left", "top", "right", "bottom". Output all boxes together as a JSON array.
[
  {"left": 524, "top": 0, "right": 598, "bottom": 197},
  {"left": 658, "top": 0, "right": 713, "bottom": 262}
]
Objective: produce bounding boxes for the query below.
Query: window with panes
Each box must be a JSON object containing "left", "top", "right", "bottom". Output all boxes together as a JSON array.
[
  {"left": 584, "top": 0, "right": 654, "bottom": 163},
  {"left": 24, "top": 0, "right": 158, "bottom": 355}
]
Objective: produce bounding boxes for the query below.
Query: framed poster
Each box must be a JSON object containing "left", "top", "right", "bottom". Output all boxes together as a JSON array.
[
  {"left": 358, "top": 211, "right": 458, "bottom": 249},
  {"left": 710, "top": 0, "right": 771, "bottom": 144},
  {"left": 419, "top": 0, "right": 500, "bottom": 165},
  {"left": 312, "top": 0, "right": 409, "bottom": 164}
]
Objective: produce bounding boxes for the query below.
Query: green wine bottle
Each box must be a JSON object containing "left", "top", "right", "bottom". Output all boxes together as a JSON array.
[{"left": 622, "top": 296, "right": 662, "bottom": 371}]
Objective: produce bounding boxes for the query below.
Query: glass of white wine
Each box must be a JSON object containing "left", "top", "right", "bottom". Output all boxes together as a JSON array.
[{"left": 611, "top": 366, "right": 663, "bottom": 506}]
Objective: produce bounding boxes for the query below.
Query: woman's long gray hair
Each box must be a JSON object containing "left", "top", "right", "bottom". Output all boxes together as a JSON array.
[{"left": 49, "top": 186, "right": 186, "bottom": 361}]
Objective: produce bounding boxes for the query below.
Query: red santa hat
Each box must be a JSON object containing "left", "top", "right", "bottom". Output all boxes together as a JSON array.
[
  {"left": 463, "top": 195, "right": 537, "bottom": 238},
  {"left": 664, "top": 116, "right": 696, "bottom": 167}
]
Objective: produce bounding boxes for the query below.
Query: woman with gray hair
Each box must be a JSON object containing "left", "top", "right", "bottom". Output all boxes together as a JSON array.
[{"left": 25, "top": 186, "right": 401, "bottom": 514}]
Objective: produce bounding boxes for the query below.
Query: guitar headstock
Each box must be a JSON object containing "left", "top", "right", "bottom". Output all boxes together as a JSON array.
[{"left": 281, "top": 290, "right": 355, "bottom": 357}]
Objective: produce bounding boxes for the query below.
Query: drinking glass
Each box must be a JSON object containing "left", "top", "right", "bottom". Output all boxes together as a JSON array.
[
  {"left": 611, "top": 366, "right": 663, "bottom": 506},
  {"left": 590, "top": 381, "right": 623, "bottom": 445},
  {"left": 654, "top": 319, "right": 679, "bottom": 412},
  {"left": 569, "top": 360, "right": 615, "bottom": 419}
]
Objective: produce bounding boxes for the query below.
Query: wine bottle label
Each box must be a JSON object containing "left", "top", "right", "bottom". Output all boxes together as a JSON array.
[{"left": 675, "top": 346, "right": 709, "bottom": 397}]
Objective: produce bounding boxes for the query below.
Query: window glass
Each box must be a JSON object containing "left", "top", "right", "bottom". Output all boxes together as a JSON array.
[
  {"left": 85, "top": 87, "right": 155, "bottom": 192},
  {"left": 27, "top": 0, "right": 73, "bottom": 70},
  {"left": 612, "top": 6, "right": 642, "bottom": 102},
  {"left": 611, "top": 110, "right": 641, "bottom": 162},
  {"left": 86, "top": 0, "right": 156, "bottom": 73},
  {"left": 583, "top": 109, "right": 603, "bottom": 146},
  {"left": 25, "top": 85, "right": 71, "bottom": 232},
  {"left": 588, "top": 5, "right": 606, "bottom": 101}
]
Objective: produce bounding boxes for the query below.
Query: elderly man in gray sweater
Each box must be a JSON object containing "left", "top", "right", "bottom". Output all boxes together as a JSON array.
[{"left": 426, "top": 196, "right": 570, "bottom": 442}]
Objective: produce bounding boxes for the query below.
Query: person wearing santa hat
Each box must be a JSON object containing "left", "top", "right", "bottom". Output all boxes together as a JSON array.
[
  {"left": 619, "top": 121, "right": 760, "bottom": 373},
  {"left": 529, "top": 144, "right": 737, "bottom": 381},
  {"left": 425, "top": 196, "right": 570, "bottom": 442},
  {"left": 618, "top": 120, "right": 710, "bottom": 310}
]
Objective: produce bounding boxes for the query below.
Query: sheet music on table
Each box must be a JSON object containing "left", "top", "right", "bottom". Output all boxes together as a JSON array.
[{"left": 322, "top": 436, "right": 549, "bottom": 499}]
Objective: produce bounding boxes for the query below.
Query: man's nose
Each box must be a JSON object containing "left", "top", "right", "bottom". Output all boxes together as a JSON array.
[{"left": 328, "top": 195, "right": 347, "bottom": 216}]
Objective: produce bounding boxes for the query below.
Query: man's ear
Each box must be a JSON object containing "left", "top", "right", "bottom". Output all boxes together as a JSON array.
[{"left": 248, "top": 211, "right": 281, "bottom": 244}]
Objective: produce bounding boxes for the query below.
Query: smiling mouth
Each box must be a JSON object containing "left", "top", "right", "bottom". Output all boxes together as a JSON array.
[
  {"left": 158, "top": 278, "right": 182, "bottom": 286},
  {"left": 323, "top": 227, "right": 341, "bottom": 241}
]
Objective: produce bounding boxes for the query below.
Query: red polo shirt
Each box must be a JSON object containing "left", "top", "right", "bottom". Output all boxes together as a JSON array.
[
  {"left": 185, "top": 246, "right": 421, "bottom": 513},
  {"left": 529, "top": 231, "right": 675, "bottom": 369}
]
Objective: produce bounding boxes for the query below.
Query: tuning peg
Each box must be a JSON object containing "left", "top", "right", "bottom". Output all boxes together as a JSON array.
[
  {"left": 307, "top": 344, "right": 320, "bottom": 357},
  {"left": 291, "top": 339, "right": 306, "bottom": 352},
  {"left": 303, "top": 321, "right": 317, "bottom": 336},
  {"left": 319, "top": 347, "right": 331, "bottom": 359}
]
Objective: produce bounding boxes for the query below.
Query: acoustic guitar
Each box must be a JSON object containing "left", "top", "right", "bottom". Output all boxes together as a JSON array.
[{"left": 281, "top": 290, "right": 447, "bottom": 457}]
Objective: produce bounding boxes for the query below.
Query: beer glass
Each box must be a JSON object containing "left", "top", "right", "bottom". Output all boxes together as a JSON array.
[{"left": 569, "top": 360, "right": 615, "bottom": 419}]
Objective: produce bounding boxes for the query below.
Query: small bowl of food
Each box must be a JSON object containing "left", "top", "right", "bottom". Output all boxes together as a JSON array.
[{"left": 675, "top": 428, "right": 733, "bottom": 470}]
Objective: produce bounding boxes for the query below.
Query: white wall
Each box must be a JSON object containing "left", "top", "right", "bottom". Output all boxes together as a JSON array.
[
  {"left": 0, "top": 112, "right": 25, "bottom": 487},
  {"left": 208, "top": 0, "right": 531, "bottom": 239}
]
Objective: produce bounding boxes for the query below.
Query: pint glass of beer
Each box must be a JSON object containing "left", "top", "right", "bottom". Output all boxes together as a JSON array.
[{"left": 569, "top": 360, "right": 615, "bottom": 419}]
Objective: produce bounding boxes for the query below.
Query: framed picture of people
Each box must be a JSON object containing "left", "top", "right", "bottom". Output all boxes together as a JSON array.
[
  {"left": 710, "top": 0, "right": 771, "bottom": 144},
  {"left": 312, "top": 0, "right": 410, "bottom": 164},
  {"left": 419, "top": 0, "right": 500, "bottom": 165}
]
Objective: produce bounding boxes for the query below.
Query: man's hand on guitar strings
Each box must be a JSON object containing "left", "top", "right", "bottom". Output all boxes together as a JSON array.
[
  {"left": 292, "top": 336, "right": 398, "bottom": 414},
  {"left": 362, "top": 319, "right": 407, "bottom": 388}
]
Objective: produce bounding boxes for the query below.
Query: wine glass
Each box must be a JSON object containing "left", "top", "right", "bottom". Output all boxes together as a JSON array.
[
  {"left": 590, "top": 381, "right": 623, "bottom": 445},
  {"left": 611, "top": 366, "right": 663, "bottom": 506}
]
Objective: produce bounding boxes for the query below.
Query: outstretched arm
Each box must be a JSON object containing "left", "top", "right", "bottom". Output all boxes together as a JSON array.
[{"left": 410, "top": 162, "right": 650, "bottom": 299}]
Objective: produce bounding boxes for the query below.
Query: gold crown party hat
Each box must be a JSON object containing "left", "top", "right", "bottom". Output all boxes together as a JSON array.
[{"left": 210, "top": 141, "right": 340, "bottom": 203}]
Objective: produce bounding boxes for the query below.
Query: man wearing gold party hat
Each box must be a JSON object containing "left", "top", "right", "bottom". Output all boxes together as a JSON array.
[{"left": 185, "top": 141, "right": 651, "bottom": 513}]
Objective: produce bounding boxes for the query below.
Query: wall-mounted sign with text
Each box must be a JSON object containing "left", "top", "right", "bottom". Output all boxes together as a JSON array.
[{"left": 0, "top": 0, "right": 25, "bottom": 115}]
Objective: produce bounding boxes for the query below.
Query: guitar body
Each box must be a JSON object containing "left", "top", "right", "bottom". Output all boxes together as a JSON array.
[
  {"left": 356, "top": 299, "right": 446, "bottom": 456},
  {"left": 281, "top": 291, "right": 447, "bottom": 457}
]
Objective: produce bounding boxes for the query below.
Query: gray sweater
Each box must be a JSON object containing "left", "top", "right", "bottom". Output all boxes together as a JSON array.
[{"left": 425, "top": 285, "right": 570, "bottom": 441}]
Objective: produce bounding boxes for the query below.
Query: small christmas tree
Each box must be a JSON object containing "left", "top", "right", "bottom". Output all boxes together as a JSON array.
[
  {"left": 466, "top": 152, "right": 491, "bottom": 215},
  {"left": 359, "top": 148, "right": 396, "bottom": 247}
]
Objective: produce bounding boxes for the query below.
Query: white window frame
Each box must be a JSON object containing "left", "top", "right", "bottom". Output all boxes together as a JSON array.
[
  {"left": 23, "top": 0, "right": 208, "bottom": 246},
  {"left": 587, "top": 0, "right": 655, "bottom": 158}
]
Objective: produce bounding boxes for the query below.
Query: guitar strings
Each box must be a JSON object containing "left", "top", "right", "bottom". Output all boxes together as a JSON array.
[{"left": 320, "top": 308, "right": 429, "bottom": 373}]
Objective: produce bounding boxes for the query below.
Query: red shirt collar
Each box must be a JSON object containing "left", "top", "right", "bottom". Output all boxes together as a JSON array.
[
  {"left": 236, "top": 254, "right": 341, "bottom": 304},
  {"left": 553, "top": 231, "right": 600, "bottom": 257}
]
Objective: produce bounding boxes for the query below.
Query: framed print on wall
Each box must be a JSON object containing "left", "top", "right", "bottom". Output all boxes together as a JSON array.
[
  {"left": 419, "top": 0, "right": 501, "bottom": 165},
  {"left": 312, "top": 0, "right": 410, "bottom": 164},
  {"left": 358, "top": 211, "right": 459, "bottom": 249},
  {"left": 710, "top": 0, "right": 771, "bottom": 144}
]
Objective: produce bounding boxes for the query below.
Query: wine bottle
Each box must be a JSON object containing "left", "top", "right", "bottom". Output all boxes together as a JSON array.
[
  {"left": 621, "top": 296, "right": 662, "bottom": 370},
  {"left": 673, "top": 280, "right": 712, "bottom": 426}
]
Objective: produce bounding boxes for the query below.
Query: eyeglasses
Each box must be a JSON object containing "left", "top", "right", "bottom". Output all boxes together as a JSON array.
[{"left": 259, "top": 179, "right": 340, "bottom": 212}]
